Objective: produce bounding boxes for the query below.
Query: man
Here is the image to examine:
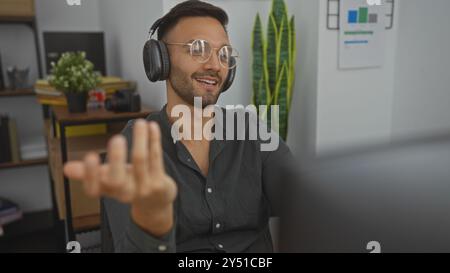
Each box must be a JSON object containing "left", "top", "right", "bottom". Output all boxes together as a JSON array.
[{"left": 64, "top": 0, "right": 296, "bottom": 253}]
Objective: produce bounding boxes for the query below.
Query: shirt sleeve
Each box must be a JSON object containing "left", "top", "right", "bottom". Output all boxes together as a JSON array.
[
  {"left": 117, "top": 217, "right": 176, "bottom": 253},
  {"left": 102, "top": 195, "right": 177, "bottom": 253},
  {"left": 101, "top": 118, "right": 179, "bottom": 253}
]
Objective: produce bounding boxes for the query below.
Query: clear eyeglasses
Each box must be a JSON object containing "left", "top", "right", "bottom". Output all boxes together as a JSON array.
[{"left": 165, "top": 39, "right": 239, "bottom": 69}]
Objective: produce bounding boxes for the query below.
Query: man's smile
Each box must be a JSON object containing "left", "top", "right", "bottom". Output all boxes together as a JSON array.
[{"left": 193, "top": 75, "right": 221, "bottom": 92}]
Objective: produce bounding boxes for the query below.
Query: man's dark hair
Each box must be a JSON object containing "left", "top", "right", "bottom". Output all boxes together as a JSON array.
[{"left": 157, "top": 0, "right": 229, "bottom": 40}]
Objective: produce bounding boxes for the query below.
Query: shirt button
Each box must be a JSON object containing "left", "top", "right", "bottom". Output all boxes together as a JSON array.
[
  {"left": 207, "top": 188, "right": 212, "bottom": 193},
  {"left": 215, "top": 223, "right": 221, "bottom": 229},
  {"left": 187, "top": 158, "right": 191, "bottom": 162},
  {"left": 158, "top": 245, "right": 167, "bottom": 252},
  {"left": 217, "top": 244, "right": 224, "bottom": 249}
]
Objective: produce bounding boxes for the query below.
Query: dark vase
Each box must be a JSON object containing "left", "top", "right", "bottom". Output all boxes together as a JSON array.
[{"left": 65, "top": 92, "right": 88, "bottom": 113}]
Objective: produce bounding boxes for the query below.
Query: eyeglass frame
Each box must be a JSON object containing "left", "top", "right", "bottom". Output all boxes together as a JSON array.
[{"left": 165, "top": 39, "right": 239, "bottom": 69}]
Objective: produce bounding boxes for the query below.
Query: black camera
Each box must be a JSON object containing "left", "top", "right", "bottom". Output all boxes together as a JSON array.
[{"left": 105, "top": 90, "right": 141, "bottom": 112}]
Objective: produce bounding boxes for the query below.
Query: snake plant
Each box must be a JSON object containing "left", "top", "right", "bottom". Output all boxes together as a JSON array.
[{"left": 252, "top": 0, "right": 296, "bottom": 140}]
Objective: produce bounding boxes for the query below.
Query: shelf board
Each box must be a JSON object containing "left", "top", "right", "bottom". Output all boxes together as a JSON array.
[
  {"left": 0, "top": 15, "right": 34, "bottom": 24},
  {"left": 0, "top": 88, "right": 35, "bottom": 97},
  {"left": 0, "top": 158, "right": 48, "bottom": 170},
  {"left": 0, "top": 210, "right": 57, "bottom": 241}
]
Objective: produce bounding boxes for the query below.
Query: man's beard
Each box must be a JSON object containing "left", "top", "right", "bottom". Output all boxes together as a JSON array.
[{"left": 169, "top": 65, "right": 222, "bottom": 108}]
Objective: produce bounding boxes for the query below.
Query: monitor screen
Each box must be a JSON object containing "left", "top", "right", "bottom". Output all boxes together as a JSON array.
[{"left": 43, "top": 32, "right": 106, "bottom": 76}]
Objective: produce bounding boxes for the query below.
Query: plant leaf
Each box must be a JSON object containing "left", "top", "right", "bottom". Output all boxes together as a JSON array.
[
  {"left": 252, "top": 14, "right": 264, "bottom": 107},
  {"left": 267, "top": 14, "right": 278, "bottom": 94}
]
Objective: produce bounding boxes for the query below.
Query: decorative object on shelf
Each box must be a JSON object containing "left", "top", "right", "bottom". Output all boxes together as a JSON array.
[
  {"left": 252, "top": 0, "right": 296, "bottom": 140},
  {"left": 48, "top": 51, "right": 101, "bottom": 113},
  {"left": 6, "top": 66, "right": 30, "bottom": 90},
  {"left": 105, "top": 90, "right": 141, "bottom": 113},
  {"left": 87, "top": 89, "right": 106, "bottom": 109}
]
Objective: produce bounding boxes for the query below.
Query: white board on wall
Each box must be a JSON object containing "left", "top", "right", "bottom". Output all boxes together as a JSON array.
[{"left": 339, "top": 0, "right": 387, "bottom": 69}]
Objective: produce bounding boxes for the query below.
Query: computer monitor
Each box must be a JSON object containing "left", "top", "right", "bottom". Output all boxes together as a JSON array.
[
  {"left": 279, "top": 133, "right": 450, "bottom": 253},
  {"left": 43, "top": 32, "right": 106, "bottom": 76}
]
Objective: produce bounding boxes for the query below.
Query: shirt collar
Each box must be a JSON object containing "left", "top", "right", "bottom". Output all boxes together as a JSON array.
[{"left": 159, "top": 103, "right": 227, "bottom": 162}]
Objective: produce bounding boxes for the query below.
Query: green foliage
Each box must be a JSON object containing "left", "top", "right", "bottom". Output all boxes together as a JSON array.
[
  {"left": 48, "top": 52, "right": 101, "bottom": 93},
  {"left": 252, "top": 0, "right": 296, "bottom": 140}
]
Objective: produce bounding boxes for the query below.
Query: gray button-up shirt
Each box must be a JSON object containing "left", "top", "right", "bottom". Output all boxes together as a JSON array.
[{"left": 102, "top": 105, "right": 297, "bottom": 253}]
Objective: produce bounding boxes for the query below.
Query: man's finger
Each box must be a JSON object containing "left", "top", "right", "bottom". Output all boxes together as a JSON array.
[
  {"left": 84, "top": 152, "right": 101, "bottom": 197},
  {"left": 63, "top": 161, "right": 86, "bottom": 181},
  {"left": 132, "top": 119, "right": 149, "bottom": 187},
  {"left": 148, "top": 121, "right": 164, "bottom": 175},
  {"left": 107, "top": 135, "right": 127, "bottom": 186}
]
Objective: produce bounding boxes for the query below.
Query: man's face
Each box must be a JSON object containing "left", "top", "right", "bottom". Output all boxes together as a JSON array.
[{"left": 164, "top": 17, "right": 230, "bottom": 108}]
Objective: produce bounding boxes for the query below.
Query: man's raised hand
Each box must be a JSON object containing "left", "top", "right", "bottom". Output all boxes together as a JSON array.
[{"left": 63, "top": 120, "right": 177, "bottom": 236}]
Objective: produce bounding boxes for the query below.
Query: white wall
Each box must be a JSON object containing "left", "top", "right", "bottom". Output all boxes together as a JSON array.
[
  {"left": 314, "top": 0, "right": 399, "bottom": 155},
  {"left": 285, "top": 0, "right": 319, "bottom": 159},
  {"left": 392, "top": 0, "right": 450, "bottom": 139}
]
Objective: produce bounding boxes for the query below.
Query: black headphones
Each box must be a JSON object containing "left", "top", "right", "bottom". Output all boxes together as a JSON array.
[{"left": 143, "top": 18, "right": 236, "bottom": 92}]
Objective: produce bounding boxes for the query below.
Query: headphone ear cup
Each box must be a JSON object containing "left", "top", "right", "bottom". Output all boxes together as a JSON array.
[
  {"left": 221, "top": 57, "right": 237, "bottom": 92},
  {"left": 143, "top": 39, "right": 171, "bottom": 82},
  {"left": 157, "top": 41, "right": 170, "bottom": 80},
  {"left": 143, "top": 39, "right": 161, "bottom": 82}
]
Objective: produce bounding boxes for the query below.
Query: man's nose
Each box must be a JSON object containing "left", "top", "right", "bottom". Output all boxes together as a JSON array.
[{"left": 203, "top": 50, "right": 221, "bottom": 72}]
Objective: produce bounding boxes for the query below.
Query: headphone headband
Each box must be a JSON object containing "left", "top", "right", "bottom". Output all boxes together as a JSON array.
[{"left": 148, "top": 18, "right": 163, "bottom": 39}]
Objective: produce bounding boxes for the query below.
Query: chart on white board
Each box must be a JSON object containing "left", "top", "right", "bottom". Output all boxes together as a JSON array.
[{"left": 339, "top": 0, "right": 387, "bottom": 69}]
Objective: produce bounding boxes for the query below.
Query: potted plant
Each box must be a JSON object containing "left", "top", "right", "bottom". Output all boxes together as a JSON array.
[
  {"left": 252, "top": 0, "right": 296, "bottom": 140},
  {"left": 48, "top": 52, "right": 101, "bottom": 113}
]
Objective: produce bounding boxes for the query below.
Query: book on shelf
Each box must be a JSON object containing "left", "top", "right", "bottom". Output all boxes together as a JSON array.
[
  {"left": 0, "top": 197, "right": 19, "bottom": 217},
  {"left": 0, "top": 115, "right": 22, "bottom": 164},
  {"left": 34, "top": 88, "right": 62, "bottom": 97},
  {"left": 8, "top": 117, "right": 21, "bottom": 163},
  {"left": 20, "top": 139, "right": 47, "bottom": 161},
  {"left": 0, "top": 115, "right": 12, "bottom": 163},
  {"left": 0, "top": 210, "right": 23, "bottom": 226},
  {"left": 0, "top": 197, "right": 23, "bottom": 229},
  {"left": 34, "top": 76, "right": 132, "bottom": 94}
]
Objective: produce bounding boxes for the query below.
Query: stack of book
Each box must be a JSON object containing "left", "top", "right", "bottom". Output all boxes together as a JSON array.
[
  {"left": 0, "top": 114, "right": 21, "bottom": 164},
  {"left": 0, "top": 197, "right": 23, "bottom": 236},
  {"left": 34, "top": 76, "right": 134, "bottom": 106}
]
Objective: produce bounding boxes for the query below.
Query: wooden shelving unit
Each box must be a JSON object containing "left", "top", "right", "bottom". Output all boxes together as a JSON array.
[{"left": 0, "top": 5, "right": 62, "bottom": 252}]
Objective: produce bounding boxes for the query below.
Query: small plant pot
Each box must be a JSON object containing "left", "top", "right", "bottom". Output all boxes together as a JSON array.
[{"left": 65, "top": 92, "right": 88, "bottom": 113}]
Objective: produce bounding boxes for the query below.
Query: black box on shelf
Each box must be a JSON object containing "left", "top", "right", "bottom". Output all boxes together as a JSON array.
[{"left": 0, "top": 52, "right": 4, "bottom": 90}]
